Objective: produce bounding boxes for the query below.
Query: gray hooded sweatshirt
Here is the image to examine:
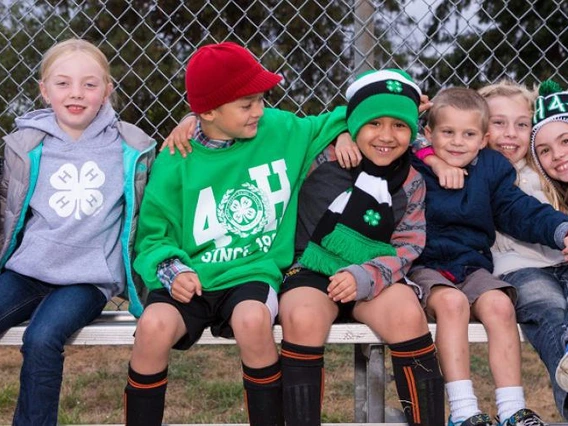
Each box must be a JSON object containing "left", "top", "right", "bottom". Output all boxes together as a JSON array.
[{"left": 6, "top": 103, "right": 126, "bottom": 299}]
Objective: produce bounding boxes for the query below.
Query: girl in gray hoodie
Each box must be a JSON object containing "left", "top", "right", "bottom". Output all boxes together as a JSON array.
[{"left": 0, "top": 38, "right": 155, "bottom": 425}]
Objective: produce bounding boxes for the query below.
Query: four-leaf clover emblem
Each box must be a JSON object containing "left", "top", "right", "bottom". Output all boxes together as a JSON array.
[
  {"left": 386, "top": 80, "right": 403, "bottom": 93},
  {"left": 230, "top": 196, "right": 256, "bottom": 225},
  {"left": 363, "top": 209, "right": 381, "bottom": 226},
  {"left": 48, "top": 161, "right": 105, "bottom": 220}
]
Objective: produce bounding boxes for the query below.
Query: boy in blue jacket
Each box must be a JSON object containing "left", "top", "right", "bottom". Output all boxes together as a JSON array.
[{"left": 409, "top": 87, "right": 568, "bottom": 426}]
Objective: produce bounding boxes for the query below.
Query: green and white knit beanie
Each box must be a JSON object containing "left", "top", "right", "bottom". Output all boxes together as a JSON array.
[
  {"left": 345, "top": 69, "right": 421, "bottom": 141},
  {"left": 531, "top": 80, "right": 568, "bottom": 145},
  {"left": 530, "top": 80, "right": 568, "bottom": 179}
]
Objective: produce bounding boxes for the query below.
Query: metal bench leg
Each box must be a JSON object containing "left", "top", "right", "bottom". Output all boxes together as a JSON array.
[{"left": 354, "top": 343, "right": 386, "bottom": 423}]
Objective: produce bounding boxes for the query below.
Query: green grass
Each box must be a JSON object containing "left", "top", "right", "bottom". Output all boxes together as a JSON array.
[{"left": 0, "top": 343, "right": 563, "bottom": 423}]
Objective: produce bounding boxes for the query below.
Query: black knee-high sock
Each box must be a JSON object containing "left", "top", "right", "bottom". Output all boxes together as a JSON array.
[
  {"left": 281, "top": 340, "right": 325, "bottom": 426},
  {"left": 242, "top": 360, "right": 284, "bottom": 426},
  {"left": 124, "top": 364, "right": 168, "bottom": 426},
  {"left": 389, "top": 333, "right": 445, "bottom": 425}
]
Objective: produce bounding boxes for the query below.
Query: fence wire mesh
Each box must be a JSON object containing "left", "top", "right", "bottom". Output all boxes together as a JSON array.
[{"left": 0, "top": 0, "right": 566, "bottom": 143}]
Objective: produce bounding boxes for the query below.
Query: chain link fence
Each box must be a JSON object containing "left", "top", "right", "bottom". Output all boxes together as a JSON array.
[
  {"left": 0, "top": 0, "right": 566, "bottom": 309},
  {"left": 0, "top": 0, "right": 566, "bottom": 144}
]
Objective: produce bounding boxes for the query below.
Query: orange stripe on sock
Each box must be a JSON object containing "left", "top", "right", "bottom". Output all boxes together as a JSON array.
[
  {"left": 242, "top": 371, "right": 282, "bottom": 385},
  {"left": 403, "top": 366, "right": 420, "bottom": 424},
  {"left": 127, "top": 377, "right": 168, "bottom": 389},
  {"left": 391, "top": 343, "right": 435, "bottom": 358},
  {"left": 281, "top": 349, "right": 324, "bottom": 361}
]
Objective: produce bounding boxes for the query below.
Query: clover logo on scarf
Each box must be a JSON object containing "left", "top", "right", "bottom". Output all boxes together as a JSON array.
[
  {"left": 48, "top": 161, "right": 105, "bottom": 220},
  {"left": 363, "top": 209, "right": 381, "bottom": 226}
]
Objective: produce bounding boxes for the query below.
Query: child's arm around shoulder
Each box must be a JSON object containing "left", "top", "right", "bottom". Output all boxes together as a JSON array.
[
  {"left": 411, "top": 134, "right": 467, "bottom": 189},
  {"left": 274, "top": 106, "right": 349, "bottom": 161},
  {"left": 340, "top": 168, "right": 427, "bottom": 300},
  {"left": 489, "top": 150, "right": 568, "bottom": 250}
]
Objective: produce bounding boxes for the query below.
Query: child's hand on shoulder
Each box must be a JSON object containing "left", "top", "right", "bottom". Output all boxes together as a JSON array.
[
  {"left": 562, "top": 236, "right": 568, "bottom": 260},
  {"left": 335, "top": 132, "right": 362, "bottom": 169},
  {"left": 419, "top": 94, "right": 433, "bottom": 114},
  {"left": 328, "top": 271, "right": 357, "bottom": 303},
  {"left": 160, "top": 114, "right": 198, "bottom": 157},
  {"left": 426, "top": 155, "right": 468, "bottom": 189},
  {"left": 171, "top": 271, "right": 202, "bottom": 303}
]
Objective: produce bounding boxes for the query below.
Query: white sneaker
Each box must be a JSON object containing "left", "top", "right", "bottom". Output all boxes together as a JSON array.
[{"left": 555, "top": 347, "right": 568, "bottom": 392}]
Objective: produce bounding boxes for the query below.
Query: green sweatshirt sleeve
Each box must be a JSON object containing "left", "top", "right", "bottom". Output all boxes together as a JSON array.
[
  {"left": 133, "top": 151, "right": 193, "bottom": 290},
  {"left": 302, "top": 105, "right": 348, "bottom": 163}
]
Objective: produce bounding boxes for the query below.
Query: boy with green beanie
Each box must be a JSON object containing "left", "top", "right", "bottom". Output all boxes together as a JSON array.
[
  {"left": 278, "top": 68, "right": 445, "bottom": 426},
  {"left": 123, "top": 42, "right": 348, "bottom": 426}
]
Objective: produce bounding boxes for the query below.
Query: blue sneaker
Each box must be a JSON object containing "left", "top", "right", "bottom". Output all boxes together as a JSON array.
[
  {"left": 556, "top": 345, "right": 568, "bottom": 392},
  {"left": 496, "top": 408, "right": 546, "bottom": 426},
  {"left": 448, "top": 413, "right": 493, "bottom": 426}
]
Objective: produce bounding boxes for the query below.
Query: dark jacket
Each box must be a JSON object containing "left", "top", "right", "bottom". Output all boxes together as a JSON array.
[{"left": 411, "top": 148, "right": 568, "bottom": 282}]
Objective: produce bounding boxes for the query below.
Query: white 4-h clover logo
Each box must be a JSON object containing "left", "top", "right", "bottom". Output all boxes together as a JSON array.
[
  {"left": 48, "top": 161, "right": 105, "bottom": 220},
  {"left": 217, "top": 183, "right": 269, "bottom": 238}
]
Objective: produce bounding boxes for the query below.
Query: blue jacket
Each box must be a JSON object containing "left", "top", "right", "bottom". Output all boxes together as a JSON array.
[
  {"left": 411, "top": 148, "right": 568, "bottom": 282},
  {"left": 0, "top": 123, "right": 155, "bottom": 317}
]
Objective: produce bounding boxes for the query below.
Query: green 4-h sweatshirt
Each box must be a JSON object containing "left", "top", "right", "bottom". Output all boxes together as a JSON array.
[{"left": 133, "top": 107, "right": 347, "bottom": 300}]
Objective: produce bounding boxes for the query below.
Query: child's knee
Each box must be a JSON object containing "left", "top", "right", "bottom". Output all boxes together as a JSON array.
[
  {"left": 429, "top": 287, "right": 469, "bottom": 319},
  {"left": 135, "top": 310, "right": 180, "bottom": 348},
  {"left": 281, "top": 303, "right": 331, "bottom": 336},
  {"left": 480, "top": 291, "right": 516, "bottom": 323},
  {"left": 232, "top": 302, "right": 272, "bottom": 335},
  {"left": 393, "top": 301, "right": 427, "bottom": 329}
]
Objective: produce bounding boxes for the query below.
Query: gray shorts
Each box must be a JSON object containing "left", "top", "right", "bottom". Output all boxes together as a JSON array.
[{"left": 409, "top": 267, "right": 517, "bottom": 308}]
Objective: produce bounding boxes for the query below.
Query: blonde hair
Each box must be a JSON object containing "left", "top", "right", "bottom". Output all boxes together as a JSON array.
[
  {"left": 478, "top": 80, "right": 568, "bottom": 213},
  {"left": 478, "top": 79, "right": 536, "bottom": 107},
  {"left": 428, "top": 87, "right": 490, "bottom": 133},
  {"left": 526, "top": 151, "right": 568, "bottom": 213},
  {"left": 40, "top": 38, "right": 112, "bottom": 86}
]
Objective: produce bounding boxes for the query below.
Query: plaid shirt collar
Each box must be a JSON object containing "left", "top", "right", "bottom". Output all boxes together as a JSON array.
[{"left": 194, "top": 121, "right": 235, "bottom": 149}]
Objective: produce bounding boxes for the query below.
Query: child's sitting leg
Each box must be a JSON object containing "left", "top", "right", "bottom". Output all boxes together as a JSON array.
[
  {"left": 472, "top": 285, "right": 545, "bottom": 425},
  {"left": 125, "top": 303, "right": 187, "bottom": 426},
  {"left": 415, "top": 268, "right": 492, "bottom": 425},
  {"left": 231, "top": 299, "right": 282, "bottom": 426},
  {"left": 278, "top": 281, "right": 339, "bottom": 426},
  {"left": 353, "top": 283, "right": 445, "bottom": 425}
]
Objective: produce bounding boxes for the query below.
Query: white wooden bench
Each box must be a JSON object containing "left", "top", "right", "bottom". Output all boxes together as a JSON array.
[{"left": 0, "top": 311, "right": 525, "bottom": 424}]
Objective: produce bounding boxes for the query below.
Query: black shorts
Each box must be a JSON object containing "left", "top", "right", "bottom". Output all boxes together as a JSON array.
[
  {"left": 145, "top": 281, "right": 278, "bottom": 350},
  {"left": 280, "top": 266, "right": 356, "bottom": 322}
]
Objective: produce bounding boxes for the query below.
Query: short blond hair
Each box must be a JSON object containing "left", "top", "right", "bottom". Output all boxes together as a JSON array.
[
  {"left": 40, "top": 38, "right": 111, "bottom": 85},
  {"left": 428, "top": 87, "right": 490, "bottom": 133},
  {"left": 478, "top": 79, "right": 536, "bottom": 111}
]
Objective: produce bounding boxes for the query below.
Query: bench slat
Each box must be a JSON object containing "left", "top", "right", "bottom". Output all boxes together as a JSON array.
[{"left": 0, "top": 311, "right": 525, "bottom": 345}]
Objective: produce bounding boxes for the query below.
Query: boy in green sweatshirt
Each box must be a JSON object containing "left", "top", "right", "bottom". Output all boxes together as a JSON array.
[{"left": 123, "top": 41, "right": 347, "bottom": 426}]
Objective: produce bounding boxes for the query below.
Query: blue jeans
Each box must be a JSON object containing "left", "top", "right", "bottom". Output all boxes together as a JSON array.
[
  {"left": 502, "top": 265, "right": 568, "bottom": 420},
  {"left": 0, "top": 269, "right": 107, "bottom": 426}
]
